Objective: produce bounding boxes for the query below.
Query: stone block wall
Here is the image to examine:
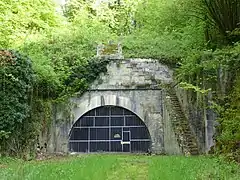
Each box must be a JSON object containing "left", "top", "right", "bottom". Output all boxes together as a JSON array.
[
  {"left": 42, "top": 59, "right": 186, "bottom": 154},
  {"left": 174, "top": 86, "right": 216, "bottom": 153}
]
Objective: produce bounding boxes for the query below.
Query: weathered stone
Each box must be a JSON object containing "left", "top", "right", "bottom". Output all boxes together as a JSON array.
[{"left": 43, "top": 58, "right": 185, "bottom": 154}]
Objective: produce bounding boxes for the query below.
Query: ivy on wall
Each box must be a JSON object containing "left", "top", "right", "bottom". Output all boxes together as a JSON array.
[
  {"left": 176, "top": 43, "right": 240, "bottom": 160},
  {"left": 64, "top": 57, "right": 110, "bottom": 96},
  {"left": 0, "top": 49, "right": 112, "bottom": 156}
]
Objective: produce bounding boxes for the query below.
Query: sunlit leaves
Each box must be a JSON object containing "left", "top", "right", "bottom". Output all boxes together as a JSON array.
[
  {"left": 0, "top": 0, "right": 60, "bottom": 48},
  {"left": 124, "top": 0, "right": 205, "bottom": 60}
]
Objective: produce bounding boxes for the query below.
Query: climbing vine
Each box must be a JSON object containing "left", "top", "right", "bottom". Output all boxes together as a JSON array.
[
  {"left": 64, "top": 57, "right": 111, "bottom": 96},
  {"left": 0, "top": 48, "right": 112, "bottom": 156}
]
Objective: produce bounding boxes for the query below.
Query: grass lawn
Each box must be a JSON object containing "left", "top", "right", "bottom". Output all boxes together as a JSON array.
[{"left": 0, "top": 154, "right": 239, "bottom": 180}]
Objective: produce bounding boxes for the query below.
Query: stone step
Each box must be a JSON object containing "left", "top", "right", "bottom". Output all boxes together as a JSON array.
[
  {"left": 169, "top": 97, "right": 178, "bottom": 100},
  {"left": 189, "top": 147, "right": 199, "bottom": 151},
  {"left": 182, "top": 129, "right": 192, "bottom": 132},
  {"left": 172, "top": 120, "right": 184, "bottom": 123},
  {"left": 184, "top": 145, "right": 196, "bottom": 148},
  {"left": 186, "top": 144, "right": 197, "bottom": 148},
  {"left": 171, "top": 100, "right": 180, "bottom": 103},
  {"left": 170, "top": 100, "right": 180, "bottom": 103},
  {"left": 170, "top": 97, "right": 178, "bottom": 100},
  {"left": 189, "top": 148, "right": 198, "bottom": 151},
  {"left": 172, "top": 108, "right": 183, "bottom": 112},
  {"left": 184, "top": 140, "right": 195, "bottom": 144},
  {"left": 169, "top": 95, "right": 178, "bottom": 98},
  {"left": 187, "top": 143, "right": 198, "bottom": 147},
  {"left": 175, "top": 122, "right": 187, "bottom": 125},
  {"left": 190, "top": 149, "right": 199, "bottom": 154},
  {"left": 183, "top": 136, "right": 195, "bottom": 140},
  {"left": 171, "top": 102, "right": 180, "bottom": 104},
  {"left": 173, "top": 112, "right": 184, "bottom": 115},
  {"left": 189, "top": 146, "right": 198, "bottom": 149},
  {"left": 172, "top": 106, "right": 183, "bottom": 110},
  {"left": 172, "top": 111, "right": 183, "bottom": 114},
  {"left": 186, "top": 142, "right": 197, "bottom": 146},
  {"left": 171, "top": 105, "right": 180, "bottom": 107},
  {"left": 175, "top": 127, "right": 189, "bottom": 131},
  {"left": 172, "top": 108, "right": 183, "bottom": 111},
  {"left": 183, "top": 130, "right": 193, "bottom": 133},
  {"left": 172, "top": 105, "right": 182, "bottom": 108},
  {"left": 167, "top": 89, "right": 200, "bottom": 155},
  {"left": 171, "top": 103, "right": 180, "bottom": 105},
  {"left": 190, "top": 151, "right": 199, "bottom": 155},
  {"left": 184, "top": 135, "right": 194, "bottom": 138},
  {"left": 184, "top": 138, "right": 195, "bottom": 142}
]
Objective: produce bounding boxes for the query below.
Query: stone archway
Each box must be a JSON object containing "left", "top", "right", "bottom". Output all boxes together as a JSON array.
[
  {"left": 68, "top": 105, "right": 151, "bottom": 153},
  {"left": 47, "top": 59, "right": 181, "bottom": 154},
  {"left": 67, "top": 93, "right": 164, "bottom": 153},
  {"left": 70, "top": 94, "right": 145, "bottom": 128}
]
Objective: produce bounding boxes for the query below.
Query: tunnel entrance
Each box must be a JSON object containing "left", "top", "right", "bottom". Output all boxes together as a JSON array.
[{"left": 69, "top": 106, "right": 151, "bottom": 153}]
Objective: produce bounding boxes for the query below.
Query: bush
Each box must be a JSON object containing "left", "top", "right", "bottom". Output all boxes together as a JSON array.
[{"left": 0, "top": 50, "right": 35, "bottom": 155}]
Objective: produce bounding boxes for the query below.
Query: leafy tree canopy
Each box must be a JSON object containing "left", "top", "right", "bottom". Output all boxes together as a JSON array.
[{"left": 0, "top": 0, "right": 61, "bottom": 48}]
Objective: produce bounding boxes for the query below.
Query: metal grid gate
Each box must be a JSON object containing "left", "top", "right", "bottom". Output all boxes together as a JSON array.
[{"left": 69, "top": 106, "right": 151, "bottom": 153}]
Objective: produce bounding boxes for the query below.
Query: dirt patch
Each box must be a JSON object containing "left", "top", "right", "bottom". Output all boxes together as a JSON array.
[{"left": 0, "top": 164, "right": 8, "bottom": 168}]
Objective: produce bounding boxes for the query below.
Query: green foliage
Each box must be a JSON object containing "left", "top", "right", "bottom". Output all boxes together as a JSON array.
[
  {"left": 0, "top": 0, "right": 61, "bottom": 48},
  {"left": 64, "top": 0, "right": 140, "bottom": 35},
  {"left": 177, "top": 43, "right": 240, "bottom": 87},
  {"left": 65, "top": 58, "right": 111, "bottom": 95},
  {"left": 0, "top": 50, "right": 34, "bottom": 132},
  {"left": 202, "top": 0, "right": 240, "bottom": 43},
  {"left": 177, "top": 42, "right": 240, "bottom": 160},
  {"left": 0, "top": 50, "right": 35, "bottom": 154},
  {"left": 21, "top": 10, "right": 114, "bottom": 99},
  {"left": 123, "top": 0, "right": 206, "bottom": 60},
  {"left": 63, "top": 0, "right": 96, "bottom": 21},
  {"left": 0, "top": 130, "right": 10, "bottom": 140},
  {"left": 0, "top": 0, "right": 117, "bottom": 155},
  {"left": 215, "top": 75, "right": 240, "bottom": 161},
  {"left": 179, "top": 82, "right": 211, "bottom": 94}
]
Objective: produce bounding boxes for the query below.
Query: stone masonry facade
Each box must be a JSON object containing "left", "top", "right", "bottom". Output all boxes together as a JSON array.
[{"left": 45, "top": 59, "right": 182, "bottom": 154}]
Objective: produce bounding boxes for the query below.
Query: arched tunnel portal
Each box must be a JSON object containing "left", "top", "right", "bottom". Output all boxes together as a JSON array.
[{"left": 69, "top": 106, "right": 151, "bottom": 153}]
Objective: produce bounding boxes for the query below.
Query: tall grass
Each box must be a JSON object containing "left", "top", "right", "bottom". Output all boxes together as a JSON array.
[{"left": 0, "top": 155, "right": 239, "bottom": 180}]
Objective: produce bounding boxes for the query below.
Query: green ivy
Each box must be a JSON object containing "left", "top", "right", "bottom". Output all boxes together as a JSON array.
[
  {"left": 0, "top": 50, "right": 34, "bottom": 155},
  {"left": 64, "top": 57, "right": 111, "bottom": 96}
]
